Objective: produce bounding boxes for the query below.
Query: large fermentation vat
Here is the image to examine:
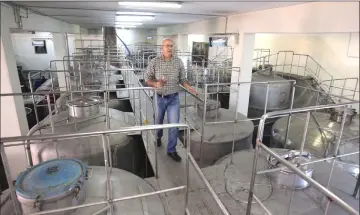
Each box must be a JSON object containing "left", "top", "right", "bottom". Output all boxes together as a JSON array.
[
  {"left": 29, "top": 100, "right": 136, "bottom": 169},
  {"left": 202, "top": 148, "right": 359, "bottom": 215},
  {"left": 1, "top": 161, "right": 165, "bottom": 215},
  {"left": 271, "top": 109, "right": 359, "bottom": 158},
  {"left": 271, "top": 109, "right": 359, "bottom": 180},
  {"left": 180, "top": 99, "right": 254, "bottom": 167},
  {"left": 248, "top": 71, "right": 292, "bottom": 118}
]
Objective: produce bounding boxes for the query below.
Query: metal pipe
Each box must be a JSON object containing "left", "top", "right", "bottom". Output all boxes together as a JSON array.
[
  {"left": 101, "top": 134, "right": 111, "bottom": 201},
  {"left": 263, "top": 83, "right": 270, "bottom": 114},
  {"left": 245, "top": 140, "right": 261, "bottom": 215},
  {"left": 46, "top": 94, "right": 55, "bottom": 133},
  {"left": 0, "top": 87, "right": 154, "bottom": 96},
  {"left": 284, "top": 84, "right": 296, "bottom": 146},
  {"left": 230, "top": 82, "right": 240, "bottom": 164},
  {"left": 28, "top": 72, "right": 41, "bottom": 132},
  {"left": 0, "top": 144, "right": 21, "bottom": 215},
  {"left": 189, "top": 154, "right": 230, "bottom": 215},
  {"left": 1, "top": 124, "right": 188, "bottom": 143},
  {"left": 205, "top": 80, "right": 296, "bottom": 87},
  {"left": 299, "top": 151, "right": 359, "bottom": 166},
  {"left": 260, "top": 144, "right": 359, "bottom": 215},
  {"left": 179, "top": 84, "right": 204, "bottom": 103},
  {"left": 253, "top": 194, "right": 272, "bottom": 215},
  {"left": 339, "top": 79, "right": 347, "bottom": 103},
  {"left": 325, "top": 108, "right": 348, "bottom": 190},
  {"left": 184, "top": 127, "right": 191, "bottom": 215},
  {"left": 29, "top": 186, "right": 186, "bottom": 215},
  {"left": 299, "top": 111, "right": 311, "bottom": 155},
  {"left": 91, "top": 204, "right": 110, "bottom": 215},
  {"left": 333, "top": 109, "right": 348, "bottom": 155},
  {"left": 200, "top": 84, "right": 208, "bottom": 164},
  {"left": 154, "top": 92, "right": 158, "bottom": 179},
  {"left": 287, "top": 172, "right": 297, "bottom": 215},
  {"left": 256, "top": 166, "right": 286, "bottom": 175}
]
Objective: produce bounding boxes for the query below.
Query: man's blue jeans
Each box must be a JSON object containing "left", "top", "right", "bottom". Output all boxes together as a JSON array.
[{"left": 155, "top": 93, "right": 180, "bottom": 153}]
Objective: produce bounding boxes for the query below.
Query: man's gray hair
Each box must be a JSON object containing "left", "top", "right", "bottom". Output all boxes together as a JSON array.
[{"left": 161, "top": 38, "right": 174, "bottom": 45}]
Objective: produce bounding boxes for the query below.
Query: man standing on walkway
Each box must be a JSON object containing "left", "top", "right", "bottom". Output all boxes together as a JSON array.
[{"left": 145, "top": 38, "right": 197, "bottom": 162}]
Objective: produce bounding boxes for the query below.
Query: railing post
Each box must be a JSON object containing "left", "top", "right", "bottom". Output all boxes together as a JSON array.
[
  {"left": 184, "top": 127, "right": 191, "bottom": 215},
  {"left": 200, "top": 84, "right": 208, "bottom": 165},
  {"left": 284, "top": 83, "right": 296, "bottom": 146},
  {"left": 0, "top": 143, "right": 21, "bottom": 215}
]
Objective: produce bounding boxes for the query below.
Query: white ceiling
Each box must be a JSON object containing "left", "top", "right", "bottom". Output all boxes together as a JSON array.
[{"left": 13, "top": 1, "right": 315, "bottom": 29}]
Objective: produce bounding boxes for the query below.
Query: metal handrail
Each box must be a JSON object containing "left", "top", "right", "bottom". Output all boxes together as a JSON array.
[
  {"left": 246, "top": 102, "right": 359, "bottom": 215},
  {"left": 0, "top": 123, "right": 190, "bottom": 215},
  {"left": 253, "top": 50, "right": 359, "bottom": 106}
]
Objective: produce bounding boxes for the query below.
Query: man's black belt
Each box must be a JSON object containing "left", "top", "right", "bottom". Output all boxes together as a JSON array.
[{"left": 156, "top": 92, "right": 178, "bottom": 98}]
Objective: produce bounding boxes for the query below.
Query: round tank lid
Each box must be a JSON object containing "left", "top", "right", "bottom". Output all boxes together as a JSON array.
[
  {"left": 68, "top": 97, "right": 100, "bottom": 107},
  {"left": 268, "top": 150, "right": 313, "bottom": 173},
  {"left": 15, "top": 159, "right": 87, "bottom": 200},
  {"left": 252, "top": 71, "right": 286, "bottom": 82}
]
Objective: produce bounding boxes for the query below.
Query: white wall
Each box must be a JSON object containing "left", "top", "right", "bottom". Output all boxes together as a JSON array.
[
  {"left": 157, "top": 2, "right": 359, "bottom": 114},
  {"left": 255, "top": 33, "right": 359, "bottom": 79},
  {"left": 255, "top": 33, "right": 359, "bottom": 110},
  {"left": 12, "top": 32, "right": 55, "bottom": 71},
  {"left": 67, "top": 34, "right": 76, "bottom": 55},
  {"left": 1, "top": 3, "right": 85, "bottom": 178},
  {"left": 116, "top": 29, "right": 157, "bottom": 45}
]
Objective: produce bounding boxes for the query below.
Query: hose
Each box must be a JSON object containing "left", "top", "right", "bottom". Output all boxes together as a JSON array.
[
  {"left": 309, "top": 112, "right": 333, "bottom": 157},
  {"left": 115, "top": 31, "right": 131, "bottom": 57}
]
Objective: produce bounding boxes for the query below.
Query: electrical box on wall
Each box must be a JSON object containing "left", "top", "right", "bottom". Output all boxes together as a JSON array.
[
  {"left": 32, "top": 40, "right": 47, "bottom": 54},
  {"left": 234, "top": 34, "right": 239, "bottom": 45},
  {"left": 209, "top": 37, "right": 228, "bottom": 47}
]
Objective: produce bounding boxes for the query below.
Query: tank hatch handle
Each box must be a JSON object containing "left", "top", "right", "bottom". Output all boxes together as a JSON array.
[
  {"left": 33, "top": 195, "right": 43, "bottom": 211},
  {"left": 85, "top": 167, "right": 93, "bottom": 180}
]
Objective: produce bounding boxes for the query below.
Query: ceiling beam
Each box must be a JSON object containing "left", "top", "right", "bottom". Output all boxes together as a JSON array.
[{"left": 15, "top": 5, "right": 220, "bottom": 17}]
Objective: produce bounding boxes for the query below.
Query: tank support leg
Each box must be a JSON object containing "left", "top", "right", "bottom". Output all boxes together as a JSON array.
[{"left": 352, "top": 176, "right": 360, "bottom": 199}]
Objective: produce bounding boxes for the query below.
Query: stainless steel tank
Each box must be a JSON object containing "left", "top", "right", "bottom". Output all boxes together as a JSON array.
[
  {"left": 2, "top": 164, "right": 166, "bottom": 215},
  {"left": 187, "top": 67, "right": 232, "bottom": 93},
  {"left": 248, "top": 71, "right": 292, "bottom": 117},
  {"left": 29, "top": 106, "right": 136, "bottom": 167},
  {"left": 180, "top": 103, "right": 254, "bottom": 167},
  {"left": 202, "top": 148, "right": 359, "bottom": 215},
  {"left": 271, "top": 110, "right": 359, "bottom": 158},
  {"left": 56, "top": 93, "right": 126, "bottom": 112},
  {"left": 15, "top": 159, "right": 88, "bottom": 215}
]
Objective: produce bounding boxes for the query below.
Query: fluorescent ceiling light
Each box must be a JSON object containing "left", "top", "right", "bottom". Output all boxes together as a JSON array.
[
  {"left": 116, "top": 11, "right": 155, "bottom": 15},
  {"left": 116, "top": 25, "right": 137, "bottom": 28},
  {"left": 115, "top": 22, "right": 143, "bottom": 26},
  {"left": 115, "top": 15, "right": 154, "bottom": 22},
  {"left": 118, "top": 2, "right": 182, "bottom": 9}
]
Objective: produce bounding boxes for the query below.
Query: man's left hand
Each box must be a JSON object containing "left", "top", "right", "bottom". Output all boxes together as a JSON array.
[{"left": 187, "top": 86, "right": 198, "bottom": 95}]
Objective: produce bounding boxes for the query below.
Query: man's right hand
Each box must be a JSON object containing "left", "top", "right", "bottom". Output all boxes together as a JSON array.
[{"left": 154, "top": 79, "right": 166, "bottom": 88}]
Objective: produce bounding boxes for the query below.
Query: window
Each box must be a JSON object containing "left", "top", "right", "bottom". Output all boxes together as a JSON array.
[
  {"left": 32, "top": 40, "right": 47, "bottom": 54},
  {"left": 209, "top": 37, "right": 228, "bottom": 47}
]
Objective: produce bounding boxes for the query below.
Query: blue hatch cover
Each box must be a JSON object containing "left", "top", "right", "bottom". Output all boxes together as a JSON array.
[{"left": 15, "top": 159, "right": 87, "bottom": 200}]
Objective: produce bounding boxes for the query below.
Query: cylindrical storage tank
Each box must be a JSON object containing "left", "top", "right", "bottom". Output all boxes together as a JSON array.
[
  {"left": 15, "top": 159, "right": 87, "bottom": 215},
  {"left": 29, "top": 105, "right": 136, "bottom": 169},
  {"left": 196, "top": 99, "right": 221, "bottom": 119},
  {"left": 4, "top": 163, "right": 166, "bottom": 215},
  {"left": 248, "top": 71, "right": 292, "bottom": 117},
  {"left": 72, "top": 166, "right": 166, "bottom": 215},
  {"left": 56, "top": 93, "right": 126, "bottom": 112},
  {"left": 180, "top": 103, "right": 254, "bottom": 167},
  {"left": 271, "top": 110, "right": 359, "bottom": 158},
  {"left": 202, "top": 148, "right": 359, "bottom": 215}
]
